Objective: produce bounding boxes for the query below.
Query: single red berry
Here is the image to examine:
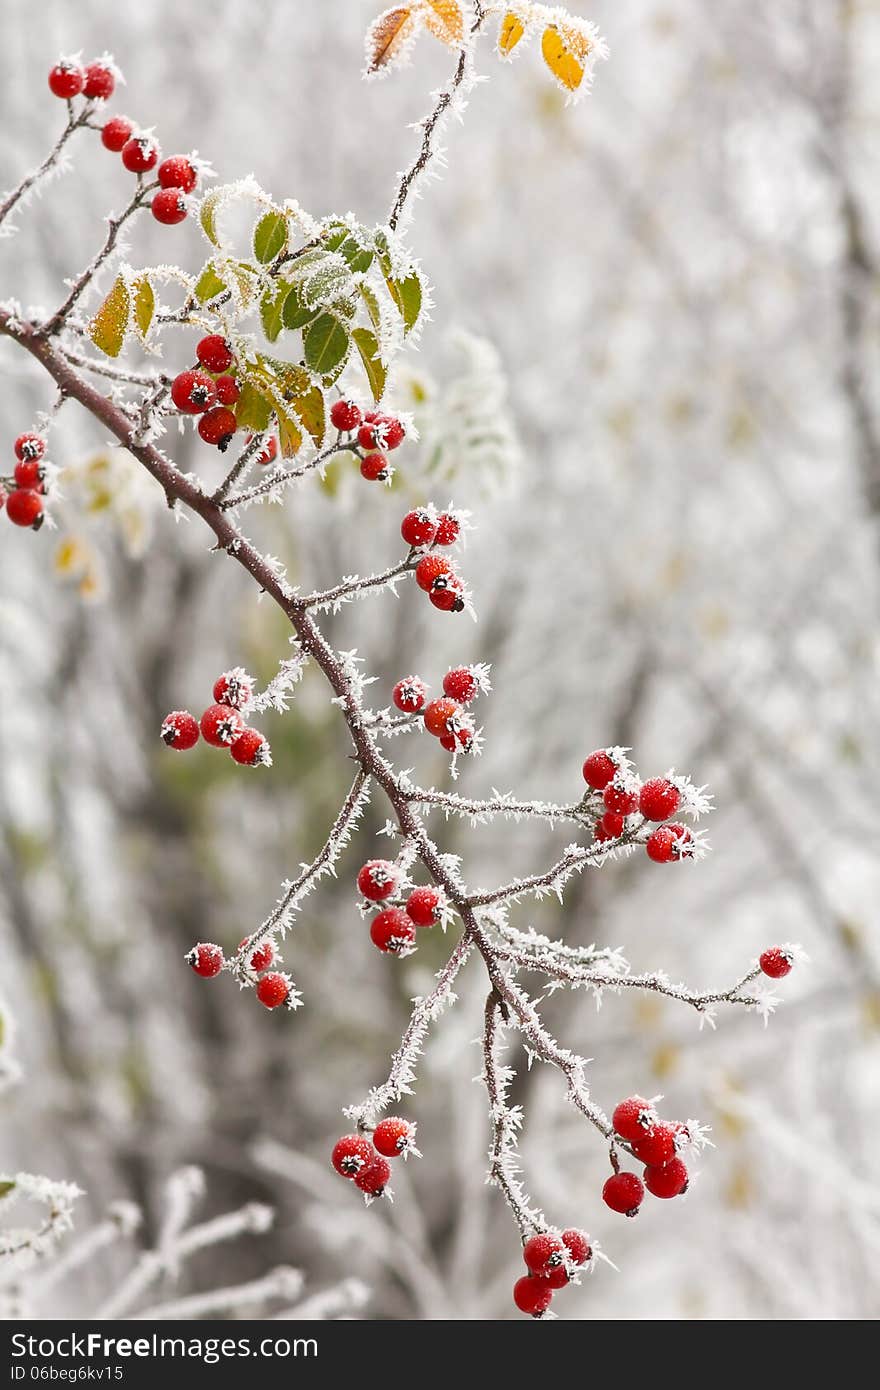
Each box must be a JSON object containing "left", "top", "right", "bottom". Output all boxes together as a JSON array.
[
  {"left": 759, "top": 946, "right": 794, "bottom": 979},
  {"left": 612, "top": 1096, "right": 658, "bottom": 1143},
  {"left": 373, "top": 1116, "right": 416, "bottom": 1158},
  {"left": 562, "top": 1228, "right": 592, "bottom": 1267},
  {"left": 14, "top": 433, "right": 46, "bottom": 463},
  {"left": 644, "top": 1157, "right": 689, "bottom": 1199},
  {"left": 632, "top": 1122, "right": 677, "bottom": 1167},
  {"left": 200, "top": 703, "right": 244, "bottom": 748},
  {"left": 646, "top": 823, "right": 694, "bottom": 863},
  {"left": 332, "top": 1134, "right": 373, "bottom": 1178},
  {"left": 186, "top": 942, "right": 224, "bottom": 978},
  {"left": 523, "top": 1232, "right": 566, "bottom": 1277},
  {"left": 440, "top": 721, "right": 474, "bottom": 752},
  {"left": 197, "top": 406, "right": 237, "bottom": 450},
  {"left": 48, "top": 62, "right": 84, "bottom": 99},
  {"left": 392, "top": 675, "right": 428, "bottom": 714},
  {"left": 603, "top": 780, "right": 639, "bottom": 816},
  {"left": 429, "top": 575, "right": 465, "bottom": 612},
  {"left": 101, "top": 115, "right": 133, "bottom": 152},
  {"left": 121, "top": 134, "right": 159, "bottom": 173},
  {"left": 415, "top": 554, "right": 452, "bottom": 592},
  {"left": 380, "top": 416, "right": 406, "bottom": 450},
  {"left": 14, "top": 460, "right": 45, "bottom": 490},
  {"left": 82, "top": 62, "right": 115, "bottom": 100},
  {"left": 582, "top": 749, "right": 617, "bottom": 790},
  {"left": 256, "top": 972, "right": 291, "bottom": 1009},
  {"left": 442, "top": 667, "right": 479, "bottom": 703},
  {"left": 602, "top": 1171, "right": 645, "bottom": 1217},
  {"left": 639, "top": 777, "right": 681, "bottom": 821},
  {"left": 330, "top": 399, "right": 362, "bottom": 432},
  {"left": 370, "top": 908, "right": 416, "bottom": 955},
  {"left": 214, "top": 375, "right": 240, "bottom": 406},
  {"left": 354, "top": 1155, "right": 392, "bottom": 1198},
  {"left": 357, "top": 859, "right": 399, "bottom": 902},
  {"left": 435, "top": 512, "right": 460, "bottom": 546},
  {"left": 513, "top": 1275, "right": 553, "bottom": 1318},
  {"left": 151, "top": 189, "right": 188, "bottom": 226},
  {"left": 405, "top": 886, "right": 442, "bottom": 928},
  {"left": 171, "top": 370, "right": 217, "bottom": 415},
  {"left": 545, "top": 1266, "right": 570, "bottom": 1290},
  {"left": 157, "top": 155, "right": 198, "bottom": 193},
  {"left": 230, "top": 728, "right": 271, "bottom": 767},
  {"left": 595, "top": 811, "right": 625, "bottom": 843},
  {"left": 197, "top": 334, "right": 234, "bottom": 374},
  {"left": 424, "top": 698, "right": 460, "bottom": 738},
  {"left": 6, "top": 490, "right": 44, "bottom": 530},
  {"left": 360, "top": 452, "right": 390, "bottom": 482},
  {"left": 249, "top": 434, "right": 278, "bottom": 466},
  {"left": 400, "top": 508, "right": 437, "bottom": 548},
  {"left": 160, "top": 710, "right": 200, "bottom": 750},
  {"left": 238, "top": 937, "right": 275, "bottom": 973},
  {"left": 213, "top": 669, "right": 253, "bottom": 710}
]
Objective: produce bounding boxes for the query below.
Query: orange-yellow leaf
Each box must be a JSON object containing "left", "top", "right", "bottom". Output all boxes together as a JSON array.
[
  {"left": 423, "top": 0, "right": 464, "bottom": 46},
  {"left": 541, "top": 25, "right": 585, "bottom": 93},
  {"left": 499, "top": 13, "right": 525, "bottom": 56},
  {"left": 366, "top": 7, "right": 416, "bottom": 72}
]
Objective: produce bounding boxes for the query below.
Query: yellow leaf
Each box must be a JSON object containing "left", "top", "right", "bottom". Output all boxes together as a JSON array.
[
  {"left": 365, "top": 7, "right": 416, "bottom": 73},
  {"left": 423, "top": 0, "right": 464, "bottom": 46},
  {"left": 499, "top": 13, "right": 525, "bottom": 56},
  {"left": 132, "top": 276, "right": 154, "bottom": 340},
  {"left": 89, "top": 276, "right": 130, "bottom": 358},
  {"left": 276, "top": 405, "right": 304, "bottom": 460},
  {"left": 541, "top": 24, "right": 588, "bottom": 94}
]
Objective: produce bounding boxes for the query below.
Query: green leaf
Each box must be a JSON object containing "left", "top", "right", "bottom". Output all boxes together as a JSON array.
[
  {"left": 132, "top": 276, "right": 154, "bottom": 340},
  {"left": 332, "top": 295, "right": 359, "bottom": 322},
  {"left": 194, "top": 263, "right": 226, "bottom": 303},
  {"left": 200, "top": 191, "right": 221, "bottom": 246},
  {"left": 0, "top": 1180, "right": 15, "bottom": 1199},
  {"left": 258, "top": 355, "right": 311, "bottom": 401},
  {"left": 359, "top": 282, "right": 383, "bottom": 333},
  {"left": 325, "top": 226, "right": 374, "bottom": 274},
  {"left": 387, "top": 271, "right": 423, "bottom": 335},
  {"left": 260, "top": 281, "right": 291, "bottom": 343},
  {"left": 89, "top": 276, "right": 130, "bottom": 358},
  {"left": 374, "top": 230, "right": 393, "bottom": 278},
  {"left": 230, "top": 261, "right": 258, "bottom": 308},
  {"left": 253, "top": 209, "right": 288, "bottom": 264},
  {"left": 352, "top": 326, "right": 387, "bottom": 403},
  {"left": 291, "top": 385, "right": 326, "bottom": 447},
  {"left": 281, "top": 284, "right": 318, "bottom": 332},
  {"left": 276, "top": 405, "right": 304, "bottom": 459},
  {"left": 303, "top": 314, "right": 350, "bottom": 376},
  {"left": 301, "top": 258, "right": 354, "bottom": 312},
  {"left": 235, "top": 379, "right": 274, "bottom": 433}
]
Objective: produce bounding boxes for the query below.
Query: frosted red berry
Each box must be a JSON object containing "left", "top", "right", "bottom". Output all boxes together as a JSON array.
[
  {"left": 171, "top": 370, "right": 217, "bottom": 415},
  {"left": 582, "top": 750, "right": 617, "bottom": 790},
  {"left": 632, "top": 1122, "right": 677, "bottom": 1167},
  {"left": 6, "top": 490, "right": 44, "bottom": 529},
  {"left": 213, "top": 669, "right": 253, "bottom": 710},
  {"left": 161, "top": 710, "right": 200, "bottom": 751},
  {"left": 101, "top": 116, "right": 133, "bottom": 152},
  {"left": 373, "top": 1117, "right": 416, "bottom": 1158},
  {"left": 332, "top": 1133, "right": 374, "bottom": 1178},
  {"left": 562, "top": 1228, "right": 592, "bottom": 1267},
  {"left": 157, "top": 156, "right": 198, "bottom": 193},
  {"left": 214, "top": 375, "right": 240, "bottom": 407},
  {"left": 251, "top": 435, "right": 278, "bottom": 466},
  {"left": 330, "top": 399, "right": 362, "bottom": 432},
  {"left": 360, "top": 452, "right": 390, "bottom": 482},
  {"left": 440, "top": 721, "right": 474, "bottom": 753},
  {"left": 646, "top": 823, "right": 694, "bottom": 863},
  {"left": 429, "top": 575, "right": 465, "bottom": 612},
  {"left": 595, "top": 811, "right": 624, "bottom": 843},
  {"left": 393, "top": 675, "right": 428, "bottom": 714},
  {"left": 442, "top": 667, "right": 480, "bottom": 703},
  {"left": 187, "top": 942, "right": 224, "bottom": 978},
  {"left": 424, "top": 698, "right": 460, "bottom": 738},
  {"left": 358, "top": 415, "right": 404, "bottom": 451},
  {"left": 523, "top": 1232, "right": 565, "bottom": 1277},
  {"left": 612, "top": 1096, "right": 657, "bottom": 1143},
  {"left": 151, "top": 189, "right": 188, "bottom": 226},
  {"left": 238, "top": 937, "right": 275, "bottom": 973},
  {"left": 200, "top": 703, "right": 244, "bottom": 748},
  {"left": 401, "top": 508, "right": 437, "bottom": 548},
  {"left": 603, "top": 780, "right": 639, "bottom": 816},
  {"left": 357, "top": 859, "right": 399, "bottom": 902},
  {"left": 230, "top": 728, "right": 271, "bottom": 767},
  {"left": 639, "top": 777, "right": 681, "bottom": 821},
  {"left": 513, "top": 1275, "right": 553, "bottom": 1318},
  {"left": 415, "top": 554, "right": 452, "bottom": 592},
  {"left": 14, "top": 460, "right": 45, "bottom": 490},
  {"left": 196, "top": 335, "right": 234, "bottom": 374},
  {"left": 435, "top": 512, "right": 460, "bottom": 546},
  {"left": 405, "top": 886, "right": 442, "bottom": 928},
  {"left": 370, "top": 908, "right": 416, "bottom": 955},
  {"left": 545, "top": 1266, "right": 570, "bottom": 1290},
  {"left": 602, "top": 1171, "right": 644, "bottom": 1216},
  {"left": 256, "top": 972, "right": 291, "bottom": 1009},
  {"left": 121, "top": 134, "right": 159, "bottom": 173},
  {"left": 14, "top": 434, "right": 46, "bottom": 463},
  {"left": 644, "top": 1157, "right": 689, "bottom": 1199},
  {"left": 82, "top": 62, "right": 115, "bottom": 101},
  {"left": 354, "top": 1155, "right": 392, "bottom": 1198},
  {"left": 197, "top": 406, "right": 237, "bottom": 450},
  {"left": 380, "top": 416, "right": 405, "bottom": 450},
  {"left": 759, "top": 946, "right": 794, "bottom": 979},
  {"left": 48, "top": 62, "right": 84, "bottom": 99}
]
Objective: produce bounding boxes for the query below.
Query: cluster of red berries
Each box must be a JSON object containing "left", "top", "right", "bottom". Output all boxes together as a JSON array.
[
  {"left": 513, "top": 1228, "right": 592, "bottom": 1319},
  {"left": 582, "top": 748, "right": 695, "bottom": 861},
  {"left": 357, "top": 858, "right": 445, "bottom": 956},
  {"left": 331, "top": 1116, "right": 417, "bottom": 1202},
  {"left": 393, "top": 663, "right": 488, "bottom": 754},
  {"left": 170, "top": 337, "right": 250, "bottom": 452},
  {"left": 399, "top": 507, "right": 467, "bottom": 613},
  {"left": 161, "top": 668, "right": 271, "bottom": 768},
  {"left": 329, "top": 399, "right": 406, "bottom": 483},
  {"left": 187, "top": 937, "right": 294, "bottom": 1011},
  {"left": 1, "top": 434, "right": 49, "bottom": 531},
  {"left": 602, "top": 1097, "right": 692, "bottom": 1217},
  {"left": 48, "top": 57, "right": 117, "bottom": 102}
]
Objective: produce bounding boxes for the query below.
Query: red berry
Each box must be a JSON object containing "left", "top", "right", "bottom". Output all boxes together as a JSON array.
[
  {"left": 256, "top": 972, "right": 291, "bottom": 1009},
  {"left": 187, "top": 942, "right": 224, "bottom": 978},
  {"left": 435, "top": 512, "right": 460, "bottom": 546},
  {"left": 249, "top": 434, "right": 278, "bottom": 466},
  {"left": 759, "top": 946, "right": 794, "bottom": 979},
  {"left": 161, "top": 710, "right": 200, "bottom": 750},
  {"left": 646, "top": 823, "right": 694, "bottom": 863},
  {"left": 197, "top": 334, "right": 234, "bottom": 374},
  {"left": 48, "top": 62, "right": 84, "bottom": 99},
  {"left": 429, "top": 575, "right": 465, "bottom": 612},
  {"left": 544, "top": 1266, "right": 570, "bottom": 1290},
  {"left": 14, "top": 459, "right": 45, "bottom": 490},
  {"left": 332, "top": 1133, "right": 373, "bottom": 1178},
  {"left": 562, "top": 1228, "right": 592, "bottom": 1267},
  {"left": 440, "top": 720, "right": 474, "bottom": 753},
  {"left": 357, "top": 415, "right": 404, "bottom": 451},
  {"left": 230, "top": 728, "right": 271, "bottom": 767},
  {"left": 631, "top": 1122, "right": 677, "bottom": 1167},
  {"left": 101, "top": 116, "right": 133, "bottom": 152},
  {"left": 82, "top": 63, "right": 115, "bottom": 100},
  {"left": 442, "top": 667, "right": 480, "bottom": 703},
  {"left": 415, "top": 554, "right": 452, "bottom": 592},
  {"left": 423, "top": 698, "right": 460, "bottom": 738},
  {"left": 392, "top": 675, "right": 428, "bottom": 714},
  {"left": 370, "top": 908, "right": 416, "bottom": 955},
  {"left": 639, "top": 777, "right": 681, "bottom": 821},
  {"left": 373, "top": 1117, "right": 416, "bottom": 1158},
  {"left": 151, "top": 189, "right": 188, "bottom": 226},
  {"left": 330, "top": 399, "right": 362, "bottom": 432},
  {"left": 357, "top": 859, "right": 399, "bottom": 902},
  {"left": 200, "top": 703, "right": 244, "bottom": 748},
  {"left": 595, "top": 811, "right": 624, "bottom": 843},
  {"left": 238, "top": 937, "right": 275, "bottom": 973},
  {"left": 6, "top": 489, "right": 44, "bottom": 530},
  {"left": 643, "top": 1157, "right": 689, "bottom": 1199},
  {"left": 198, "top": 406, "right": 238, "bottom": 450},
  {"left": 171, "top": 370, "right": 217, "bottom": 415},
  {"left": 360, "top": 452, "right": 390, "bottom": 482},
  {"left": 523, "top": 1232, "right": 566, "bottom": 1277},
  {"left": 582, "top": 749, "right": 617, "bottom": 790},
  {"left": 513, "top": 1275, "right": 553, "bottom": 1318},
  {"left": 602, "top": 1171, "right": 644, "bottom": 1216},
  {"left": 14, "top": 433, "right": 46, "bottom": 462},
  {"left": 213, "top": 669, "right": 254, "bottom": 710},
  {"left": 405, "top": 886, "right": 442, "bottom": 928},
  {"left": 401, "top": 508, "right": 437, "bottom": 548},
  {"left": 157, "top": 156, "right": 198, "bottom": 193},
  {"left": 214, "top": 375, "right": 240, "bottom": 406},
  {"left": 354, "top": 1155, "right": 392, "bottom": 1198},
  {"left": 121, "top": 134, "right": 159, "bottom": 173},
  {"left": 612, "top": 1096, "right": 658, "bottom": 1143},
  {"left": 603, "top": 780, "right": 639, "bottom": 816}
]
